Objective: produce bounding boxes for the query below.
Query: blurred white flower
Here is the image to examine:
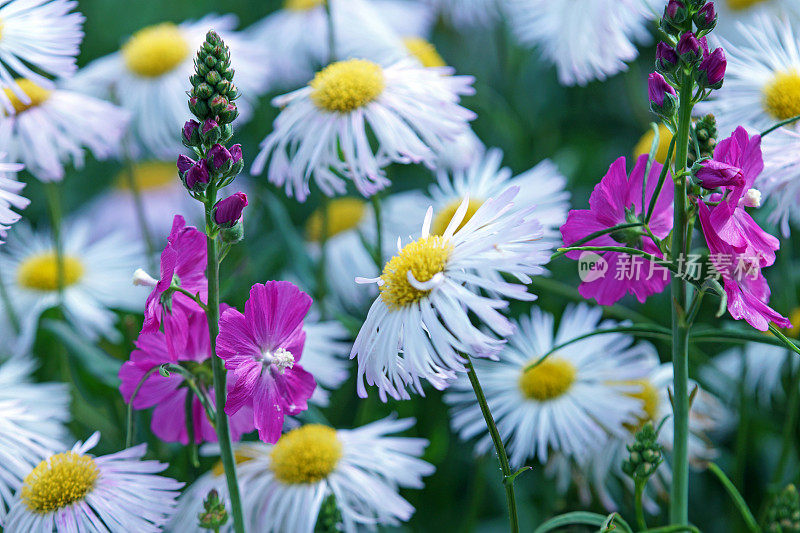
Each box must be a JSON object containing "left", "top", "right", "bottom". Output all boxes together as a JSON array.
[
  {"left": 0, "top": 0, "right": 84, "bottom": 114},
  {"left": 0, "top": 157, "right": 25, "bottom": 242},
  {"left": 69, "top": 15, "right": 270, "bottom": 159},
  {"left": 301, "top": 315, "right": 352, "bottom": 406}
]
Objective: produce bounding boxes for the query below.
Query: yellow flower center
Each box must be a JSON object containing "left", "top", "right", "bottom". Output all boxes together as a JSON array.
[
  {"left": 270, "top": 425, "right": 342, "bottom": 484},
  {"left": 404, "top": 37, "right": 446, "bottom": 68},
  {"left": 621, "top": 379, "right": 660, "bottom": 431},
  {"left": 379, "top": 236, "right": 452, "bottom": 309},
  {"left": 726, "top": 0, "right": 768, "bottom": 10},
  {"left": 518, "top": 357, "right": 577, "bottom": 401},
  {"left": 211, "top": 451, "right": 253, "bottom": 477},
  {"left": 431, "top": 198, "right": 483, "bottom": 236},
  {"left": 285, "top": 0, "right": 324, "bottom": 10},
  {"left": 3, "top": 79, "right": 51, "bottom": 114},
  {"left": 21, "top": 452, "right": 99, "bottom": 514},
  {"left": 115, "top": 161, "right": 177, "bottom": 191},
  {"left": 122, "top": 23, "right": 190, "bottom": 78},
  {"left": 786, "top": 308, "right": 800, "bottom": 339},
  {"left": 310, "top": 59, "right": 385, "bottom": 113},
  {"left": 17, "top": 252, "right": 84, "bottom": 291},
  {"left": 306, "top": 197, "right": 367, "bottom": 241},
  {"left": 762, "top": 71, "right": 800, "bottom": 121},
  {"left": 634, "top": 123, "right": 674, "bottom": 165}
]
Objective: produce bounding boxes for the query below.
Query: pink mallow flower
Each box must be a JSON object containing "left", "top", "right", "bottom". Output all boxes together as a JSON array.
[
  {"left": 696, "top": 127, "right": 778, "bottom": 267},
  {"left": 698, "top": 201, "right": 790, "bottom": 331},
  {"left": 561, "top": 154, "right": 674, "bottom": 305},
  {"left": 119, "top": 309, "right": 254, "bottom": 444},
  {"left": 216, "top": 281, "right": 316, "bottom": 443},
  {"left": 140, "top": 215, "right": 207, "bottom": 356}
]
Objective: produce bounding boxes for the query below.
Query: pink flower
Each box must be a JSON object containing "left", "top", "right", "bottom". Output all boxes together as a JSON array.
[
  {"left": 697, "top": 127, "right": 778, "bottom": 267},
  {"left": 561, "top": 154, "right": 673, "bottom": 305},
  {"left": 217, "top": 281, "right": 316, "bottom": 443},
  {"left": 119, "top": 310, "right": 254, "bottom": 444},
  {"left": 698, "top": 201, "right": 790, "bottom": 331},
  {"left": 142, "top": 215, "right": 207, "bottom": 356}
]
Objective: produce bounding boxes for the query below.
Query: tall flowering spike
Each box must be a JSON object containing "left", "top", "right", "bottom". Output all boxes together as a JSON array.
[{"left": 188, "top": 30, "right": 239, "bottom": 126}]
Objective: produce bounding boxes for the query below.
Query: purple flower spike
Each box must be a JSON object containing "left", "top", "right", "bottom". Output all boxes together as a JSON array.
[
  {"left": 648, "top": 72, "right": 676, "bottom": 106},
  {"left": 214, "top": 192, "right": 248, "bottom": 227},
  {"left": 699, "top": 47, "right": 726, "bottom": 89}
]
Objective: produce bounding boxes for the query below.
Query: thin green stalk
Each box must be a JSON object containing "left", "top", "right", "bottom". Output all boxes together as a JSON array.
[
  {"left": 123, "top": 148, "right": 157, "bottom": 272},
  {"left": 550, "top": 222, "right": 643, "bottom": 260},
  {"left": 707, "top": 463, "right": 760, "bottom": 533},
  {"left": 464, "top": 359, "right": 519, "bottom": 533},
  {"left": 44, "top": 181, "right": 65, "bottom": 306},
  {"left": 125, "top": 365, "right": 161, "bottom": 448},
  {"left": 204, "top": 182, "right": 245, "bottom": 533},
  {"left": 324, "top": 0, "right": 336, "bottom": 64},
  {"left": 645, "top": 135, "right": 676, "bottom": 224},
  {"left": 0, "top": 273, "right": 20, "bottom": 334},
  {"left": 669, "top": 67, "right": 694, "bottom": 526},
  {"left": 315, "top": 196, "right": 330, "bottom": 319},
  {"left": 771, "top": 357, "right": 800, "bottom": 487},
  {"left": 371, "top": 195, "right": 383, "bottom": 271},
  {"left": 634, "top": 479, "right": 647, "bottom": 531},
  {"left": 733, "top": 350, "right": 749, "bottom": 491},
  {"left": 761, "top": 113, "right": 800, "bottom": 137}
]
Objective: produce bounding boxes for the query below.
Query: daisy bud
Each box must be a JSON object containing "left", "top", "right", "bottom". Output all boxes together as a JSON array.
[
  {"left": 694, "top": 3, "right": 717, "bottom": 34},
  {"left": 200, "top": 119, "right": 221, "bottom": 145},
  {"left": 695, "top": 159, "right": 744, "bottom": 190},
  {"left": 214, "top": 192, "right": 247, "bottom": 228},
  {"left": 743, "top": 188, "right": 762, "bottom": 208},
  {"left": 183, "top": 159, "right": 210, "bottom": 192},
  {"left": 698, "top": 47, "right": 726, "bottom": 89},
  {"left": 656, "top": 42, "right": 679, "bottom": 75},
  {"left": 676, "top": 32, "right": 702, "bottom": 64},
  {"left": 182, "top": 119, "right": 200, "bottom": 147},
  {"left": 176, "top": 154, "right": 195, "bottom": 175},
  {"left": 648, "top": 72, "right": 677, "bottom": 118}
]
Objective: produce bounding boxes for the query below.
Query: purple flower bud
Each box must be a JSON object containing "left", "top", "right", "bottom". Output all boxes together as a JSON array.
[
  {"left": 665, "top": 0, "right": 687, "bottom": 21},
  {"left": 648, "top": 72, "right": 677, "bottom": 117},
  {"left": 676, "top": 32, "right": 701, "bottom": 62},
  {"left": 184, "top": 159, "right": 210, "bottom": 191},
  {"left": 656, "top": 42, "right": 679, "bottom": 74},
  {"left": 207, "top": 144, "right": 233, "bottom": 171},
  {"left": 694, "top": 3, "right": 717, "bottom": 32},
  {"left": 698, "top": 47, "right": 726, "bottom": 88},
  {"left": 229, "top": 144, "right": 242, "bottom": 164},
  {"left": 214, "top": 192, "right": 247, "bottom": 227},
  {"left": 698, "top": 36, "right": 710, "bottom": 59},
  {"left": 177, "top": 154, "right": 195, "bottom": 174},
  {"left": 696, "top": 160, "right": 744, "bottom": 190},
  {"left": 182, "top": 120, "right": 200, "bottom": 145},
  {"left": 202, "top": 119, "right": 218, "bottom": 135},
  {"left": 200, "top": 119, "right": 221, "bottom": 145}
]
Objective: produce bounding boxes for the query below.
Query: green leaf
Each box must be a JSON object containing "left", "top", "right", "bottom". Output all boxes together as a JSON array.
[
  {"left": 40, "top": 319, "right": 121, "bottom": 387},
  {"left": 533, "top": 512, "right": 632, "bottom": 533},
  {"left": 707, "top": 463, "right": 760, "bottom": 533}
]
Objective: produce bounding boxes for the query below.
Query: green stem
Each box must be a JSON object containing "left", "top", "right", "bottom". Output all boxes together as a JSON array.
[
  {"left": 204, "top": 182, "right": 245, "bottom": 533},
  {"left": 371, "top": 195, "right": 383, "bottom": 271},
  {"left": 771, "top": 356, "right": 800, "bottom": 487},
  {"left": 550, "top": 222, "right": 643, "bottom": 260},
  {"left": 464, "top": 359, "right": 519, "bottom": 533},
  {"left": 324, "top": 0, "right": 336, "bottom": 64},
  {"left": 669, "top": 67, "right": 694, "bottom": 527},
  {"left": 124, "top": 150, "right": 157, "bottom": 272},
  {"left": 634, "top": 479, "right": 647, "bottom": 531},
  {"left": 0, "top": 273, "right": 20, "bottom": 334},
  {"left": 44, "top": 181, "right": 65, "bottom": 306},
  {"left": 645, "top": 135, "right": 676, "bottom": 224},
  {"left": 315, "top": 196, "right": 330, "bottom": 319},
  {"left": 733, "top": 350, "right": 749, "bottom": 490},
  {"left": 125, "top": 365, "right": 161, "bottom": 448},
  {"left": 707, "top": 463, "right": 760, "bottom": 533},
  {"left": 760, "top": 113, "right": 800, "bottom": 137}
]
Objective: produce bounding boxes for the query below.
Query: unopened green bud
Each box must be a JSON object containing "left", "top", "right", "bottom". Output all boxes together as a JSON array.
[
  {"left": 198, "top": 489, "right": 229, "bottom": 531},
  {"left": 765, "top": 484, "right": 800, "bottom": 533}
]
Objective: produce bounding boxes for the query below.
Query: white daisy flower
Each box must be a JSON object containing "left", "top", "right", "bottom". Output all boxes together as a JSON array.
[
  {"left": 386, "top": 146, "right": 570, "bottom": 244},
  {"left": 506, "top": 0, "right": 659, "bottom": 86},
  {"left": 0, "top": 220, "right": 146, "bottom": 352},
  {"left": 245, "top": 0, "right": 434, "bottom": 89},
  {"left": 548, "top": 360, "right": 726, "bottom": 512},
  {"left": 238, "top": 417, "right": 434, "bottom": 533},
  {"left": 0, "top": 79, "right": 128, "bottom": 182},
  {"left": 0, "top": 0, "right": 84, "bottom": 115},
  {"left": 0, "top": 157, "right": 25, "bottom": 242},
  {"left": 302, "top": 316, "right": 352, "bottom": 406},
  {"left": 445, "top": 304, "right": 653, "bottom": 465},
  {"left": 758, "top": 122, "right": 800, "bottom": 236},
  {"left": 251, "top": 57, "right": 475, "bottom": 201},
  {"left": 713, "top": 0, "right": 800, "bottom": 45},
  {"left": 433, "top": 127, "right": 486, "bottom": 173},
  {"left": 0, "top": 356, "right": 69, "bottom": 524},
  {"left": 5, "top": 432, "right": 183, "bottom": 532},
  {"left": 69, "top": 15, "right": 270, "bottom": 159},
  {"left": 351, "top": 186, "right": 552, "bottom": 401},
  {"left": 702, "top": 341, "right": 798, "bottom": 406},
  {"left": 705, "top": 14, "right": 800, "bottom": 136},
  {"left": 304, "top": 197, "right": 381, "bottom": 312}
]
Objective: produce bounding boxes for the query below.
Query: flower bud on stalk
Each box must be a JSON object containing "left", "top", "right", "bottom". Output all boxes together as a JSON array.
[
  {"left": 214, "top": 192, "right": 248, "bottom": 243},
  {"left": 677, "top": 32, "right": 702, "bottom": 64},
  {"left": 198, "top": 489, "right": 229, "bottom": 531},
  {"left": 694, "top": 159, "right": 744, "bottom": 190},
  {"left": 661, "top": 0, "right": 687, "bottom": 35},
  {"left": 182, "top": 119, "right": 200, "bottom": 147},
  {"left": 689, "top": 114, "right": 718, "bottom": 165},
  {"left": 207, "top": 143, "right": 241, "bottom": 176},
  {"left": 181, "top": 158, "right": 211, "bottom": 192},
  {"left": 656, "top": 42, "right": 679, "bottom": 76},
  {"left": 694, "top": 3, "right": 717, "bottom": 34},
  {"left": 764, "top": 484, "right": 800, "bottom": 533},
  {"left": 622, "top": 422, "right": 664, "bottom": 482},
  {"left": 188, "top": 30, "right": 239, "bottom": 125},
  {"left": 698, "top": 48, "right": 726, "bottom": 89},
  {"left": 648, "top": 72, "right": 678, "bottom": 118},
  {"left": 200, "top": 119, "right": 221, "bottom": 145}
]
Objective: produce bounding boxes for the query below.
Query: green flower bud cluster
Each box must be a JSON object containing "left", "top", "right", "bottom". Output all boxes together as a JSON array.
[
  {"left": 622, "top": 422, "right": 664, "bottom": 482},
  {"left": 688, "top": 114, "right": 717, "bottom": 166},
  {"left": 188, "top": 30, "right": 239, "bottom": 125},
  {"left": 765, "top": 484, "right": 800, "bottom": 533},
  {"left": 198, "top": 489, "right": 229, "bottom": 531}
]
